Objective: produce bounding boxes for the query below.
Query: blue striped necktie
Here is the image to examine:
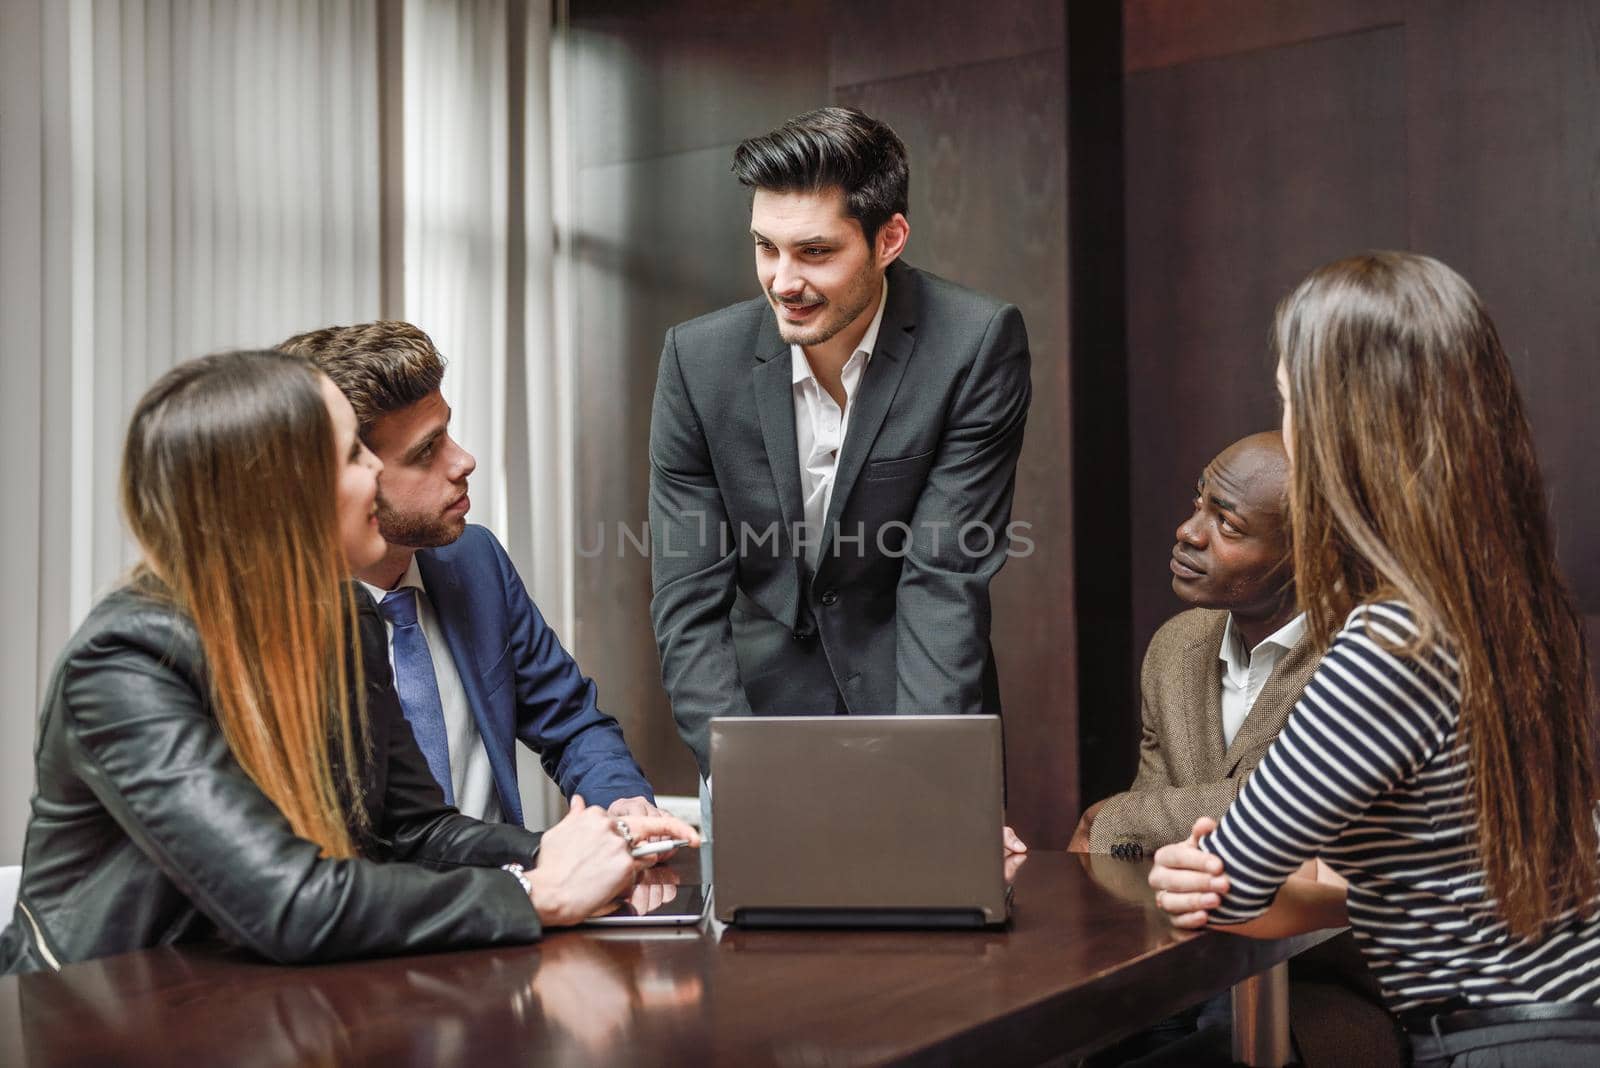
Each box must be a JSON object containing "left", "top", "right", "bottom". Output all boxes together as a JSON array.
[{"left": 377, "top": 587, "right": 454, "bottom": 805}]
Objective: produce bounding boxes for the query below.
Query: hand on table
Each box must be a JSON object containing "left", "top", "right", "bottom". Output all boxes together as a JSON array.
[
  {"left": 527, "top": 795, "right": 700, "bottom": 926},
  {"left": 1004, "top": 849, "right": 1030, "bottom": 884},
  {"left": 1067, "top": 799, "right": 1105, "bottom": 853},
  {"left": 1003, "top": 825, "right": 1028, "bottom": 855},
  {"left": 1148, "top": 816, "right": 1229, "bottom": 929}
]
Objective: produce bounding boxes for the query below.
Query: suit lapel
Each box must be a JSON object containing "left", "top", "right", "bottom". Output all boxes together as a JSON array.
[
  {"left": 752, "top": 310, "right": 805, "bottom": 539},
  {"left": 820, "top": 263, "right": 918, "bottom": 540},
  {"left": 1223, "top": 629, "right": 1320, "bottom": 775},
  {"left": 1183, "top": 613, "right": 1229, "bottom": 778}
]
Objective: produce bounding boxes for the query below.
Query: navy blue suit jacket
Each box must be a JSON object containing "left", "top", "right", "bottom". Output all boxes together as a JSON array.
[{"left": 414, "top": 524, "right": 653, "bottom": 823}]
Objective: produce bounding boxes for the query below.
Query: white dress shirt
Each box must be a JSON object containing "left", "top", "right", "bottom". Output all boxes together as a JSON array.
[
  {"left": 1218, "top": 611, "right": 1307, "bottom": 749},
  {"left": 791, "top": 277, "right": 889, "bottom": 572},
  {"left": 362, "top": 558, "right": 502, "bottom": 822}
]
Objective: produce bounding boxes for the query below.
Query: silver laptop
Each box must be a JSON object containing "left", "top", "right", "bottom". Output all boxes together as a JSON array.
[{"left": 710, "top": 715, "right": 1009, "bottom": 928}]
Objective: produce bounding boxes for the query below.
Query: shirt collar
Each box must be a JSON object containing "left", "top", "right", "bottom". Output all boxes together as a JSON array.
[
  {"left": 790, "top": 276, "right": 889, "bottom": 387},
  {"left": 358, "top": 555, "right": 425, "bottom": 608},
  {"left": 1220, "top": 610, "right": 1307, "bottom": 669}
]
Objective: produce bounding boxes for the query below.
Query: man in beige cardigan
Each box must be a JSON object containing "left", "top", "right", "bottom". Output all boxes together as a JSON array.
[{"left": 1073, "top": 431, "right": 1310, "bottom": 855}]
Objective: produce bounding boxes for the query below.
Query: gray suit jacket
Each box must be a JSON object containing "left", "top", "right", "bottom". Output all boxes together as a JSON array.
[
  {"left": 1088, "top": 607, "right": 1321, "bottom": 853},
  {"left": 649, "top": 261, "right": 1031, "bottom": 776}
]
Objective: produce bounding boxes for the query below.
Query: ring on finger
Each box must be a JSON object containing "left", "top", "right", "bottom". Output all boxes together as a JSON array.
[{"left": 615, "top": 818, "right": 635, "bottom": 848}]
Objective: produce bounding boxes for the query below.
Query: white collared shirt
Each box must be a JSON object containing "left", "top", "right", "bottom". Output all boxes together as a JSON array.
[
  {"left": 1218, "top": 611, "right": 1307, "bottom": 749},
  {"left": 362, "top": 558, "right": 502, "bottom": 822},
  {"left": 791, "top": 277, "right": 888, "bottom": 572}
]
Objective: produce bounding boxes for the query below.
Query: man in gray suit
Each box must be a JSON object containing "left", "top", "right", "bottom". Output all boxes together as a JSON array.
[
  {"left": 648, "top": 107, "right": 1029, "bottom": 848},
  {"left": 1070, "top": 431, "right": 1311, "bottom": 856}
]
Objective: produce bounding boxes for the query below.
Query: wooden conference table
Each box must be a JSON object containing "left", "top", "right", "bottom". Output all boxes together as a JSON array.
[{"left": 0, "top": 849, "right": 1336, "bottom": 1067}]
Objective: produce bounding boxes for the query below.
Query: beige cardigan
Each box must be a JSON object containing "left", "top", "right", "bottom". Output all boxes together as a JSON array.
[{"left": 1088, "top": 606, "right": 1321, "bottom": 854}]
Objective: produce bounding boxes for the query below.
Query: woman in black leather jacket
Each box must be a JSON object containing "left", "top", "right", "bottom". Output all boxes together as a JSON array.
[{"left": 0, "top": 351, "right": 696, "bottom": 975}]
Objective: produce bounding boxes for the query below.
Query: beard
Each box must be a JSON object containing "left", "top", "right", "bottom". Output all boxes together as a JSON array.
[
  {"left": 771, "top": 261, "right": 882, "bottom": 347},
  {"left": 376, "top": 497, "right": 465, "bottom": 549}
]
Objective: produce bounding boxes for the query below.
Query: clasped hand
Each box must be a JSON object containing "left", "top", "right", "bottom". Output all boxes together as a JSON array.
[{"left": 1147, "top": 816, "right": 1229, "bottom": 929}]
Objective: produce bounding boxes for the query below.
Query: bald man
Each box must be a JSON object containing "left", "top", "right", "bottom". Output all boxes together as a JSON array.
[{"left": 1072, "top": 431, "right": 1314, "bottom": 855}]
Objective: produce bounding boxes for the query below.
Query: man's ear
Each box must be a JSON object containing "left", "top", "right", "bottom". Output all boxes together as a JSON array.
[{"left": 874, "top": 212, "right": 910, "bottom": 268}]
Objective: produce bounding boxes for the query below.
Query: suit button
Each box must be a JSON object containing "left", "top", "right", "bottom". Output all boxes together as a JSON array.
[{"left": 820, "top": 589, "right": 838, "bottom": 607}]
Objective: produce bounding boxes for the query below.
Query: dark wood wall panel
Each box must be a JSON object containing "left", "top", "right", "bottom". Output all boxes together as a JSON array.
[
  {"left": 1403, "top": 0, "right": 1600, "bottom": 612},
  {"left": 1124, "top": 28, "right": 1408, "bottom": 690},
  {"left": 571, "top": 0, "right": 829, "bottom": 168},
  {"left": 1123, "top": 0, "right": 1400, "bottom": 72},
  {"left": 836, "top": 45, "right": 1076, "bottom": 847},
  {"left": 830, "top": 0, "right": 1062, "bottom": 88}
]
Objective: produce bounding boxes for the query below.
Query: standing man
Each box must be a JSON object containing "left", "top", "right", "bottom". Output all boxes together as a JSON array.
[
  {"left": 648, "top": 106, "right": 1030, "bottom": 839},
  {"left": 283, "top": 322, "right": 663, "bottom": 826}
]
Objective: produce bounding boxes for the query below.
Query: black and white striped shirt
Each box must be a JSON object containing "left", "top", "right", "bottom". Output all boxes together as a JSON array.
[{"left": 1200, "top": 601, "right": 1600, "bottom": 1013}]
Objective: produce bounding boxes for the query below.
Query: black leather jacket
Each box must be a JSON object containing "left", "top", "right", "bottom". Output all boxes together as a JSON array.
[{"left": 0, "top": 584, "right": 544, "bottom": 975}]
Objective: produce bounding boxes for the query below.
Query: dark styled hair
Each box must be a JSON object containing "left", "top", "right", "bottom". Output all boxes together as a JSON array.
[
  {"left": 279, "top": 321, "right": 445, "bottom": 437},
  {"left": 731, "top": 106, "right": 909, "bottom": 245},
  {"left": 1277, "top": 250, "right": 1598, "bottom": 939}
]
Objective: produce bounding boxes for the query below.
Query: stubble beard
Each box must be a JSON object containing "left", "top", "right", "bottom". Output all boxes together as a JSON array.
[
  {"left": 376, "top": 501, "right": 465, "bottom": 550},
  {"left": 772, "top": 261, "right": 881, "bottom": 347}
]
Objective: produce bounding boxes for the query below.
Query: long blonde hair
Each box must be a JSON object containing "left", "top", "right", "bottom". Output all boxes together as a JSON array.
[
  {"left": 121, "top": 350, "right": 370, "bottom": 857},
  {"left": 1277, "top": 251, "right": 1597, "bottom": 938}
]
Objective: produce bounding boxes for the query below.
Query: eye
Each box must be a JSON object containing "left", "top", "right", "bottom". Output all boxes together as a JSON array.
[
  {"left": 754, "top": 239, "right": 775, "bottom": 252},
  {"left": 803, "top": 247, "right": 829, "bottom": 257},
  {"left": 1219, "top": 516, "right": 1241, "bottom": 535}
]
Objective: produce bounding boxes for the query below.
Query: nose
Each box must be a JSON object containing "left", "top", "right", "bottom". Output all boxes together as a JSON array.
[
  {"left": 448, "top": 436, "right": 476, "bottom": 480},
  {"left": 771, "top": 254, "right": 804, "bottom": 298},
  {"left": 1176, "top": 508, "right": 1205, "bottom": 547}
]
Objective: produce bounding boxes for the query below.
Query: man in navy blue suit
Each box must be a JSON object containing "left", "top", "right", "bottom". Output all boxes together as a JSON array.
[{"left": 282, "top": 321, "right": 661, "bottom": 826}]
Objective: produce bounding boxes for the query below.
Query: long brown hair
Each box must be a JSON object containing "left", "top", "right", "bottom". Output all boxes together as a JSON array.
[
  {"left": 1276, "top": 251, "right": 1597, "bottom": 938},
  {"left": 120, "top": 350, "right": 369, "bottom": 857}
]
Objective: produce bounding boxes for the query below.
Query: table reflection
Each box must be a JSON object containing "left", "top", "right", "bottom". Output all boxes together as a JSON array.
[
  {"left": 11, "top": 892, "right": 709, "bottom": 1066},
  {"left": 532, "top": 933, "right": 705, "bottom": 1056}
]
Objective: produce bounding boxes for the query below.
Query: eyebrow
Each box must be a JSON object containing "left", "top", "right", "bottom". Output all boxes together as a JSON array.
[
  {"left": 403, "top": 411, "right": 451, "bottom": 462},
  {"left": 749, "top": 229, "right": 832, "bottom": 246},
  {"left": 1197, "top": 475, "right": 1242, "bottom": 518}
]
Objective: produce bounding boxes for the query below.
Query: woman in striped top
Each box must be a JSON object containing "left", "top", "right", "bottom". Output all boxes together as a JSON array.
[{"left": 1148, "top": 251, "right": 1600, "bottom": 1066}]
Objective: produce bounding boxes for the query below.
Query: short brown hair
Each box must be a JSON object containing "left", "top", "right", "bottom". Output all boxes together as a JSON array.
[{"left": 279, "top": 321, "right": 445, "bottom": 436}]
